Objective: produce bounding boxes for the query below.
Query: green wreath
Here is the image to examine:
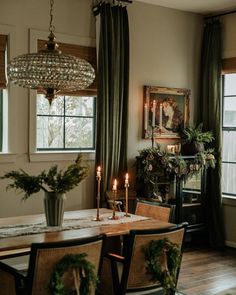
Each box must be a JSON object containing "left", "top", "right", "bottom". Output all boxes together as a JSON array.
[
  {"left": 143, "top": 238, "right": 181, "bottom": 295},
  {"left": 49, "top": 253, "right": 98, "bottom": 295}
]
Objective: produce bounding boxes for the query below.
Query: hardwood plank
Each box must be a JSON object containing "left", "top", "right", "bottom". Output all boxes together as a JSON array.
[{"left": 178, "top": 246, "right": 236, "bottom": 295}]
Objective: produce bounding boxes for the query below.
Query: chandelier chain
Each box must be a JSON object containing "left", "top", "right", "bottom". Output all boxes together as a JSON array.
[{"left": 49, "top": 0, "right": 55, "bottom": 33}]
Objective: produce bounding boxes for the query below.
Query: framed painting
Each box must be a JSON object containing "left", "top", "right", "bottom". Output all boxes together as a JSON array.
[{"left": 143, "top": 86, "right": 190, "bottom": 139}]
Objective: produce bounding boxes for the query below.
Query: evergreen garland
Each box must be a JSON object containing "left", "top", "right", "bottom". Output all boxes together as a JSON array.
[
  {"left": 137, "top": 146, "right": 216, "bottom": 198},
  {"left": 49, "top": 253, "right": 98, "bottom": 295},
  {"left": 143, "top": 238, "right": 181, "bottom": 295}
]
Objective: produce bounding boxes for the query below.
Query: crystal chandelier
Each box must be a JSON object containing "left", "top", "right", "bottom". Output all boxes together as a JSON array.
[{"left": 7, "top": 0, "right": 95, "bottom": 104}]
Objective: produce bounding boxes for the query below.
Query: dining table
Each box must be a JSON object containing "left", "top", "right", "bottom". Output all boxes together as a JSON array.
[{"left": 0, "top": 208, "right": 173, "bottom": 259}]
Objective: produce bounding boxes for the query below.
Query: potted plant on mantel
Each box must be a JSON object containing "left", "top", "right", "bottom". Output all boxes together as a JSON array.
[
  {"left": 0, "top": 155, "right": 89, "bottom": 226},
  {"left": 181, "top": 123, "right": 215, "bottom": 155}
]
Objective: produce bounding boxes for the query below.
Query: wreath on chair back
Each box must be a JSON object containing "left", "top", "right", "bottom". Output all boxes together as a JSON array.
[
  {"left": 49, "top": 253, "right": 98, "bottom": 295},
  {"left": 143, "top": 238, "right": 181, "bottom": 295}
]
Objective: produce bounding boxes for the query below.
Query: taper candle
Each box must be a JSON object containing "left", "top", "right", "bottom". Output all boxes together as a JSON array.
[
  {"left": 159, "top": 103, "right": 163, "bottom": 131},
  {"left": 112, "top": 179, "right": 117, "bottom": 191},
  {"left": 152, "top": 100, "right": 156, "bottom": 127},
  {"left": 144, "top": 103, "right": 148, "bottom": 130},
  {"left": 124, "top": 173, "right": 130, "bottom": 217},
  {"left": 110, "top": 179, "right": 119, "bottom": 220},
  {"left": 97, "top": 166, "right": 101, "bottom": 179},
  {"left": 93, "top": 166, "right": 102, "bottom": 221},
  {"left": 125, "top": 173, "right": 129, "bottom": 185}
]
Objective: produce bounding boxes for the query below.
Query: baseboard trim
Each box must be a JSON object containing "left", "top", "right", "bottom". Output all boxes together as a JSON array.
[{"left": 225, "top": 240, "right": 236, "bottom": 248}]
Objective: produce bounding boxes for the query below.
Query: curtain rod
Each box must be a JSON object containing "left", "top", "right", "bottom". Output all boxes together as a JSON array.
[
  {"left": 93, "top": 0, "right": 132, "bottom": 15},
  {"left": 204, "top": 9, "right": 236, "bottom": 20}
]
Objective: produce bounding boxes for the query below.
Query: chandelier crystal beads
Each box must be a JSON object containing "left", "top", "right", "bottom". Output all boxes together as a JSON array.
[{"left": 7, "top": 0, "right": 95, "bottom": 104}]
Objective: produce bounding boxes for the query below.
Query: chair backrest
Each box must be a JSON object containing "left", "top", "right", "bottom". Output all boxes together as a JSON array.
[
  {"left": 121, "top": 223, "right": 187, "bottom": 294},
  {"left": 0, "top": 267, "right": 17, "bottom": 295},
  {"left": 135, "top": 199, "right": 175, "bottom": 222},
  {"left": 27, "top": 235, "right": 105, "bottom": 295}
]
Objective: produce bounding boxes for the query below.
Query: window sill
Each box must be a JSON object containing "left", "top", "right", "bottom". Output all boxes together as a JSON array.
[
  {"left": 0, "top": 153, "right": 17, "bottom": 163},
  {"left": 222, "top": 195, "right": 236, "bottom": 207},
  {"left": 29, "top": 151, "right": 95, "bottom": 162}
]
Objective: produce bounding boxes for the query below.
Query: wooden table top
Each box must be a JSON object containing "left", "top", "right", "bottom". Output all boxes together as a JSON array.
[{"left": 0, "top": 208, "right": 173, "bottom": 259}]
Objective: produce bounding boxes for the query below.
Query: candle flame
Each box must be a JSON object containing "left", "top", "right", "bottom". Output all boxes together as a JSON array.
[
  {"left": 96, "top": 166, "right": 101, "bottom": 178},
  {"left": 112, "top": 179, "right": 117, "bottom": 191}
]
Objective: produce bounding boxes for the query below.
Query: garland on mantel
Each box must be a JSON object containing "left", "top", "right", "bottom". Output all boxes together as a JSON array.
[{"left": 137, "top": 147, "right": 216, "bottom": 184}]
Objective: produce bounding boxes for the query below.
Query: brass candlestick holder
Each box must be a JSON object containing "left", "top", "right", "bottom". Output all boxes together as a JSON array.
[
  {"left": 93, "top": 172, "right": 103, "bottom": 221},
  {"left": 124, "top": 176, "right": 130, "bottom": 217},
  {"left": 109, "top": 188, "right": 119, "bottom": 220}
]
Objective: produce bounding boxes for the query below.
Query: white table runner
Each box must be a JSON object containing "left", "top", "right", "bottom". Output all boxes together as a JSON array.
[{"left": 0, "top": 212, "right": 149, "bottom": 238}]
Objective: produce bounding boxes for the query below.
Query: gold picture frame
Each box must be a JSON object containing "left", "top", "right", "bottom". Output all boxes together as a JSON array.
[{"left": 143, "top": 86, "right": 190, "bottom": 139}]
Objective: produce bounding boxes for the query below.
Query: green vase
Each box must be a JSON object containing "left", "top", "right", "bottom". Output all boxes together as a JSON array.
[{"left": 44, "top": 192, "right": 66, "bottom": 226}]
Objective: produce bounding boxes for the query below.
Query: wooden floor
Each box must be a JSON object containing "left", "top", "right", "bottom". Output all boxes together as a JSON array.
[{"left": 178, "top": 245, "right": 236, "bottom": 295}]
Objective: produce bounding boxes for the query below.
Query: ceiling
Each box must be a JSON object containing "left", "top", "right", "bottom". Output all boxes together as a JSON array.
[{"left": 136, "top": 0, "right": 236, "bottom": 15}]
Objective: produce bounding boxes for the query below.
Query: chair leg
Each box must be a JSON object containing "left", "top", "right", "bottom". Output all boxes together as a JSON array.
[
  {"left": 98, "top": 257, "right": 115, "bottom": 295},
  {"left": 110, "top": 260, "right": 121, "bottom": 295}
]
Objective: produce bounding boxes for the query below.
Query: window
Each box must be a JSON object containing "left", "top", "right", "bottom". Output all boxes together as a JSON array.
[
  {"left": 222, "top": 73, "right": 236, "bottom": 198},
  {"left": 0, "top": 34, "right": 7, "bottom": 153},
  {"left": 36, "top": 39, "right": 97, "bottom": 151},
  {"left": 37, "top": 94, "right": 96, "bottom": 151},
  {"left": 29, "top": 29, "right": 97, "bottom": 160}
]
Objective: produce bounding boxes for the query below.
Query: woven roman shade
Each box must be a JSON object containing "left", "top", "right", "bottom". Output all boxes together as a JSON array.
[
  {"left": 38, "top": 40, "right": 97, "bottom": 96},
  {"left": 222, "top": 57, "right": 236, "bottom": 74},
  {"left": 0, "top": 35, "right": 7, "bottom": 89}
]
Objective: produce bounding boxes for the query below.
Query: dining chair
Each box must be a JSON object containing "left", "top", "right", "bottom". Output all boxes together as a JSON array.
[
  {"left": 135, "top": 199, "right": 176, "bottom": 222},
  {"left": 0, "top": 234, "right": 105, "bottom": 295},
  {"left": 101, "top": 223, "right": 187, "bottom": 295}
]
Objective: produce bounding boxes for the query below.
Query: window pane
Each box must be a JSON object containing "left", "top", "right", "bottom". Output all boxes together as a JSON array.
[
  {"left": 222, "top": 162, "right": 236, "bottom": 195},
  {"left": 37, "top": 95, "right": 64, "bottom": 115},
  {"left": 222, "top": 131, "right": 236, "bottom": 162},
  {"left": 37, "top": 95, "right": 96, "bottom": 150},
  {"left": 183, "top": 173, "right": 201, "bottom": 191},
  {"left": 65, "top": 117, "right": 94, "bottom": 148},
  {"left": 37, "top": 116, "right": 64, "bottom": 148},
  {"left": 224, "top": 73, "right": 236, "bottom": 96},
  {"left": 223, "top": 96, "right": 236, "bottom": 127},
  {"left": 65, "top": 96, "right": 94, "bottom": 116}
]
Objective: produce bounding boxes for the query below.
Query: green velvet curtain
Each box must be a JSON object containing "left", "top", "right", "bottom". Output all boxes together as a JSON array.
[
  {"left": 199, "top": 19, "right": 225, "bottom": 249},
  {"left": 95, "top": 3, "right": 129, "bottom": 201}
]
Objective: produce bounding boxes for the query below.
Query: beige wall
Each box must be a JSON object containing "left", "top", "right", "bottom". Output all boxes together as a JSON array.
[
  {"left": 0, "top": 1, "right": 203, "bottom": 219},
  {"left": 222, "top": 14, "right": 236, "bottom": 247},
  {"left": 127, "top": 2, "right": 202, "bottom": 175}
]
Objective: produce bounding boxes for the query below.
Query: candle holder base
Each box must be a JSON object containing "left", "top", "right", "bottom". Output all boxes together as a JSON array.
[
  {"left": 124, "top": 213, "right": 131, "bottom": 217},
  {"left": 109, "top": 215, "right": 120, "bottom": 220},
  {"left": 92, "top": 217, "right": 103, "bottom": 221}
]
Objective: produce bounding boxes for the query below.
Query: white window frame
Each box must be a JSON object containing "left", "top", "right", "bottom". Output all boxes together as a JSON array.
[
  {"left": 222, "top": 73, "right": 236, "bottom": 200},
  {"left": 0, "top": 24, "right": 17, "bottom": 163},
  {"left": 29, "top": 29, "right": 96, "bottom": 162}
]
